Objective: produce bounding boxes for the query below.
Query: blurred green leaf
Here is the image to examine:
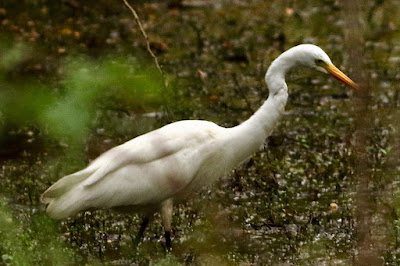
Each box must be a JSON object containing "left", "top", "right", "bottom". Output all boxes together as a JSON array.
[
  {"left": 0, "top": 43, "right": 165, "bottom": 146},
  {"left": 0, "top": 41, "right": 29, "bottom": 73}
]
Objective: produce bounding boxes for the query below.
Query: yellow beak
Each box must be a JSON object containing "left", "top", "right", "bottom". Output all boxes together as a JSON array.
[{"left": 324, "top": 63, "right": 358, "bottom": 89}]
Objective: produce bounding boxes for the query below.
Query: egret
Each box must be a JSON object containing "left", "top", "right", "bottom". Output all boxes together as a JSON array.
[{"left": 41, "top": 44, "right": 358, "bottom": 248}]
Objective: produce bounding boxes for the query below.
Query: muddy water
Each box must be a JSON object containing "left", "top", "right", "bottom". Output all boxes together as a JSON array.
[{"left": 0, "top": 0, "right": 400, "bottom": 264}]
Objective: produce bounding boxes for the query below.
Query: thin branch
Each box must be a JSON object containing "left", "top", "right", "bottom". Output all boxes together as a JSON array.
[
  {"left": 122, "top": 0, "right": 172, "bottom": 121},
  {"left": 122, "top": 0, "right": 164, "bottom": 79}
]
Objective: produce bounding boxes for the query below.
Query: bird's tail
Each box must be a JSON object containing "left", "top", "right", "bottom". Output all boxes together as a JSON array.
[{"left": 41, "top": 168, "right": 94, "bottom": 219}]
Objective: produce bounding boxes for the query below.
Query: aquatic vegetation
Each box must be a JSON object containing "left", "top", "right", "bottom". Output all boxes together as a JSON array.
[{"left": 0, "top": 0, "right": 400, "bottom": 264}]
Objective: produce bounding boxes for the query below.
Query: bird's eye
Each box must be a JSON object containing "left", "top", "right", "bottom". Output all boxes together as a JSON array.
[{"left": 315, "top": 59, "right": 324, "bottom": 65}]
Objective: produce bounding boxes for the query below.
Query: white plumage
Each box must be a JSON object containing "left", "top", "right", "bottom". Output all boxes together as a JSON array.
[{"left": 41, "top": 44, "right": 357, "bottom": 247}]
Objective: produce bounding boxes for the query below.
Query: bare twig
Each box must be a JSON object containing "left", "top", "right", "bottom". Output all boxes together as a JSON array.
[
  {"left": 122, "top": 0, "right": 172, "bottom": 121},
  {"left": 122, "top": 0, "right": 164, "bottom": 79},
  {"left": 186, "top": 19, "right": 205, "bottom": 55}
]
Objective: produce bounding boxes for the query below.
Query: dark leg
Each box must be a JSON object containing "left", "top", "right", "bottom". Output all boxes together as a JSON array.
[
  {"left": 131, "top": 216, "right": 150, "bottom": 247},
  {"left": 165, "top": 230, "right": 171, "bottom": 249},
  {"left": 161, "top": 199, "right": 173, "bottom": 249}
]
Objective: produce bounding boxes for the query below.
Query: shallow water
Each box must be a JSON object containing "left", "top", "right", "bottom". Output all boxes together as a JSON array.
[{"left": 1, "top": 0, "right": 400, "bottom": 264}]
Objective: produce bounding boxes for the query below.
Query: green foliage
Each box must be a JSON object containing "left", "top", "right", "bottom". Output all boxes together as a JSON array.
[
  {"left": 0, "top": 41, "right": 165, "bottom": 146},
  {"left": 154, "top": 254, "right": 182, "bottom": 266},
  {"left": 0, "top": 197, "right": 78, "bottom": 265},
  {"left": 0, "top": 41, "right": 30, "bottom": 73},
  {"left": 0, "top": 197, "right": 29, "bottom": 265}
]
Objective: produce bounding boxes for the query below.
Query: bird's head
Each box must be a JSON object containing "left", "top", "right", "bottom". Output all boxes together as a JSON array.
[{"left": 294, "top": 44, "right": 358, "bottom": 89}]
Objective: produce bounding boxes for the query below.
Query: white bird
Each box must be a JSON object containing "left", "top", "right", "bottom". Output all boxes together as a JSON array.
[{"left": 41, "top": 44, "right": 358, "bottom": 247}]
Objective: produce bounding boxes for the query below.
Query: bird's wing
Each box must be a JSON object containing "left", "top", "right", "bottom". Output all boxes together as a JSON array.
[
  {"left": 82, "top": 125, "right": 189, "bottom": 188},
  {"left": 40, "top": 168, "right": 94, "bottom": 204},
  {"left": 83, "top": 121, "right": 225, "bottom": 205}
]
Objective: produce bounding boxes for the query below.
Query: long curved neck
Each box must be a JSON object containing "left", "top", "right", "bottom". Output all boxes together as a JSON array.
[
  {"left": 240, "top": 49, "right": 297, "bottom": 137},
  {"left": 224, "top": 49, "right": 298, "bottom": 167}
]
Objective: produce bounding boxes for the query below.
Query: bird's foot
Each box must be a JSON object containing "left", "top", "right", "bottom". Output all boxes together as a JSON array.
[{"left": 161, "top": 230, "right": 173, "bottom": 252}]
